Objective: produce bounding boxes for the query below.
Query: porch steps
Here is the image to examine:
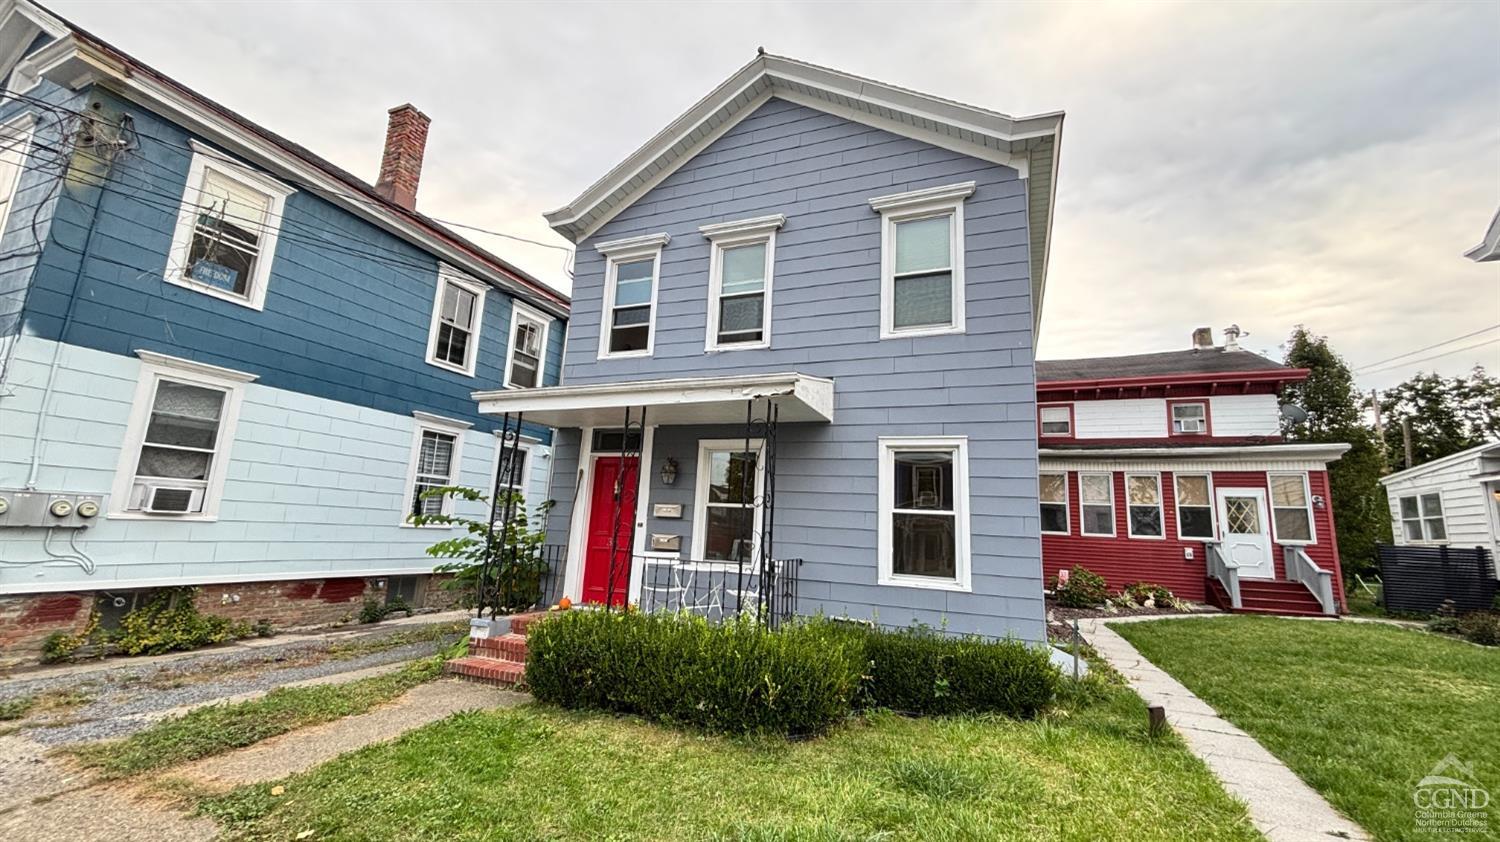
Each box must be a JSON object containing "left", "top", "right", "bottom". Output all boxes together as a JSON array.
[
  {"left": 1206, "top": 578, "right": 1328, "bottom": 616},
  {"left": 443, "top": 611, "right": 548, "bottom": 688}
]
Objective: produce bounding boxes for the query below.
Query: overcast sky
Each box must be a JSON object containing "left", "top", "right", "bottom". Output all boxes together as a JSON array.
[{"left": 51, "top": 0, "right": 1500, "bottom": 389}]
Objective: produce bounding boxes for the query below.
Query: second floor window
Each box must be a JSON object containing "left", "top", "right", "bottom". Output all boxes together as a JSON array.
[
  {"left": 505, "top": 304, "right": 550, "bottom": 388},
  {"left": 700, "top": 215, "right": 783, "bottom": 352},
  {"left": 870, "top": 182, "right": 974, "bottom": 340},
  {"left": 426, "top": 271, "right": 486, "bottom": 376},
  {"left": 0, "top": 114, "right": 35, "bottom": 240},
  {"left": 595, "top": 233, "right": 669, "bottom": 359},
  {"left": 1170, "top": 401, "right": 1209, "bottom": 435},
  {"left": 1039, "top": 405, "right": 1073, "bottom": 437}
]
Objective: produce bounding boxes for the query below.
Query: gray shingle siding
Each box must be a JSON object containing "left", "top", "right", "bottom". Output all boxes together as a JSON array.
[{"left": 551, "top": 97, "right": 1043, "bottom": 640}]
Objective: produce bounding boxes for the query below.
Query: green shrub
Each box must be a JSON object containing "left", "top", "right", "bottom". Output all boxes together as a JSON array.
[
  {"left": 358, "top": 599, "right": 388, "bottom": 625},
  {"left": 110, "top": 589, "right": 252, "bottom": 656},
  {"left": 1049, "top": 566, "right": 1109, "bottom": 608},
  {"left": 1457, "top": 612, "right": 1500, "bottom": 646},
  {"left": 1427, "top": 600, "right": 1462, "bottom": 635},
  {"left": 857, "top": 625, "right": 1058, "bottom": 718},
  {"left": 526, "top": 610, "right": 864, "bottom": 735},
  {"left": 1123, "top": 581, "right": 1175, "bottom": 607}
]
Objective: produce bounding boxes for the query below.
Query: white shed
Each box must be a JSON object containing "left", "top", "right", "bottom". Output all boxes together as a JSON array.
[{"left": 1379, "top": 441, "right": 1500, "bottom": 578}]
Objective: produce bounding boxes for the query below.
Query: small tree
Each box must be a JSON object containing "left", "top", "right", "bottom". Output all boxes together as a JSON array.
[{"left": 411, "top": 486, "right": 553, "bottom": 617}]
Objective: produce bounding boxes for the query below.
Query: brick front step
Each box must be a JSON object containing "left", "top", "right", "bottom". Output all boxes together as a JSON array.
[
  {"left": 468, "top": 633, "right": 527, "bottom": 663},
  {"left": 507, "top": 611, "right": 550, "bottom": 635},
  {"left": 445, "top": 655, "right": 525, "bottom": 687}
]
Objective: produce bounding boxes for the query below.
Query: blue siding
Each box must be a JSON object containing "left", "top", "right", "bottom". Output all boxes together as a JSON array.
[
  {"left": 552, "top": 98, "right": 1044, "bottom": 640},
  {"left": 15, "top": 85, "right": 561, "bottom": 441}
]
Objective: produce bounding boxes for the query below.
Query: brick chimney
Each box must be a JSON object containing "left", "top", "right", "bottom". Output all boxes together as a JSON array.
[
  {"left": 1192, "top": 326, "right": 1215, "bottom": 350},
  {"left": 374, "top": 104, "right": 430, "bottom": 211}
]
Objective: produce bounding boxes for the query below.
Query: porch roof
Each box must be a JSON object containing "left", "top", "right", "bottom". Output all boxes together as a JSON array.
[{"left": 472, "top": 372, "right": 834, "bottom": 428}]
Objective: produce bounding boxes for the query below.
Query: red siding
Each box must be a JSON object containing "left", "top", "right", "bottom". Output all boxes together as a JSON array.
[{"left": 1042, "top": 468, "right": 1344, "bottom": 609}]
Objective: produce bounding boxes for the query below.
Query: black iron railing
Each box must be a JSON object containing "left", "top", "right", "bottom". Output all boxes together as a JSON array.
[
  {"left": 639, "top": 555, "right": 802, "bottom": 628},
  {"left": 474, "top": 543, "right": 567, "bottom": 618}
]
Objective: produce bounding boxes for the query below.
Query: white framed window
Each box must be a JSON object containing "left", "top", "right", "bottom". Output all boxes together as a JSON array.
[
  {"left": 109, "top": 350, "right": 257, "bottom": 520},
  {"left": 691, "top": 439, "right": 765, "bottom": 562},
  {"left": 1079, "top": 471, "right": 1115, "bottom": 537},
  {"left": 425, "top": 268, "right": 487, "bottom": 376},
  {"left": 165, "top": 146, "right": 293, "bottom": 311},
  {"left": 403, "top": 412, "right": 472, "bottom": 525},
  {"left": 491, "top": 437, "right": 533, "bottom": 515},
  {"left": 595, "top": 233, "right": 668, "bottom": 359},
  {"left": 1038, "top": 404, "right": 1072, "bottom": 438},
  {"left": 878, "top": 436, "right": 971, "bottom": 591},
  {"left": 1174, "top": 473, "right": 1217, "bottom": 540},
  {"left": 0, "top": 113, "right": 35, "bottom": 240},
  {"left": 1170, "top": 401, "right": 1209, "bottom": 435},
  {"left": 1125, "top": 473, "right": 1165, "bottom": 539},
  {"left": 869, "top": 182, "right": 974, "bottom": 339},
  {"left": 1398, "top": 492, "right": 1447, "bottom": 544},
  {"left": 504, "top": 301, "right": 550, "bottom": 388},
  {"left": 1268, "top": 472, "right": 1316, "bottom": 544},
  {"left": 1039, "top": 471, "right": 1069, "bottom": 535},
  {"left": 699, "top": 215, "right": 784, "bottom": 351}
]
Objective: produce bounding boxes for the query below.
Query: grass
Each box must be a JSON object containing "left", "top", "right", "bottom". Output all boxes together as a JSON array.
[
  {"left": 197, "top": 679, "right": 1258, "bottom": 841},
  {"left": 65, "top": 656, "right": 444, "bottom": 779},
  {"left": 1114, "top": 616, "right": 1500, "bottom": 841}
]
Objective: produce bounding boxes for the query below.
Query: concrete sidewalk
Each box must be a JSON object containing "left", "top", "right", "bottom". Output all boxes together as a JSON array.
[{"left": 1081, "top": 616, "right": 1370, "bottom": 842}]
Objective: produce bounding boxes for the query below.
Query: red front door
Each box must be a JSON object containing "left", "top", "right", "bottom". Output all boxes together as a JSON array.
[{"left": 582, "top": 456, "right": 640, "bottom": 606}]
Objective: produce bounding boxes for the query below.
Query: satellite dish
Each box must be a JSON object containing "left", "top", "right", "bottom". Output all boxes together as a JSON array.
[{"left": 1280, "top": 404, "right": 1309, "bottom": 424}]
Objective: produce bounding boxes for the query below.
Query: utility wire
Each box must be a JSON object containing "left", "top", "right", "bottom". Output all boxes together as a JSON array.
[
  {"left": 1357, "top": 337, "right": 1500, "bottom": 376},
  {"left": 1353, "top": 324, "right": 1500, "bottom": 372}
]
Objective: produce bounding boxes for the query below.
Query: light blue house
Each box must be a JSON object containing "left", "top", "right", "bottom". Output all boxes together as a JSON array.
[
  {"left": 476, "top": 53, "right": 1064, "bottom": 640},
  {"left": 0, "top": 0, "right": 566, "bottom": 653}
]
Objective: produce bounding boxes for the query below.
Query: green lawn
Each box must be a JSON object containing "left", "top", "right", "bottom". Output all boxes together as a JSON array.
[
  {"left": 199, "top": 682, "right": 1258, "bottom": 841},
  {"left": 1114, "top": 617, "right": 1500, "bottom": 842}
]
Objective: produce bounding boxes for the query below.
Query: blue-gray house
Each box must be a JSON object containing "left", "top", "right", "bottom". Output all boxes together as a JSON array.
[
  {"left": 476, "top": 53, "right": 1064, "bottom": 640},
  {"left": 0, "top": 0, "right": 566, "bottom": 657}
]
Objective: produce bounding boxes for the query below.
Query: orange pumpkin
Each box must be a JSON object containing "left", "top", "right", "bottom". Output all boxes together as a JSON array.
[{"left": 557, "top": 596, "right": 573, "bottom": 610}]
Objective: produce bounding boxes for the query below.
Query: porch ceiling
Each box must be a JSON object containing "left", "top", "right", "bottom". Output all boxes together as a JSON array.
[{"left": 472, "top": 372, "right": 834, "bottom": 428}]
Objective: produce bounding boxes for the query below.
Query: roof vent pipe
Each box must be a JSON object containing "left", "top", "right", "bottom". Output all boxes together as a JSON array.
[
  {"left": 1223, "top": 324, "right": 1244, "bottom": 352},
  {"left": 1192, "top": 327, "right": 1214, "bottom": 350}
]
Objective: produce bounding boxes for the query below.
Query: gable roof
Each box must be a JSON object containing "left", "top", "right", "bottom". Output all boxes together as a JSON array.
[
  {"left": 1465, "top": 205, "right": 1500, "bottom": 262},
  {"left": 1378, "top": 439, "right": 1500, "bottom": 485},
  {"left": 1037, "top": 347, "right": 1293, "bottom": 384},
  {"left": 544, "top": 51, "right": 1063, "bottom": 332},
  {"left": 0, "top": 0, "right": 569, "bottom": 317}
]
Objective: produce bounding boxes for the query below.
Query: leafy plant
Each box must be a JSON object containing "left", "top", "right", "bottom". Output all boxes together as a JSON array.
[
  {"left": 358, "top": 599, "right": 389, "bottom": 625},
  {"left": 1427, "top": 600, "right": 1462, "bottom": 635},
  {"left": 855, "top": 624, "right": 1059, "bottom": 718},
  {"left": 109, "top": 589, "right": 253, "bottom": 656},
  {"left": 412, "top": 486, "right": 553, "bottom": 616},
  {"left": 1049, "top": 566, "right": 1109, "bottom": 608},
  {"left": 1457, "top": 612, "right": 1500, "bottom": 646},
  {"left": 0, "top": 696, "right": 34, "bottom": 721},
  {"left": 1123, "top": 581, "right": 1175, "bottom": 607}
]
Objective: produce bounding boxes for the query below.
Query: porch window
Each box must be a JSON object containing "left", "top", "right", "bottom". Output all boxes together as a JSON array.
[
  {"left": 1039, "top": 472, "right": 1069, "bottom": 535},
  {"left": 1269, "top": 472, "right": 1314, "bottom": 543},
  {"left": 595, "top": 233, "right": 669, "bottom": 359},
  {"left": 426, "top": 270, "right": 487, "bottom": 376},
  {"left": 1170, "top": 401, "right": 1208, "bottom": 435},
  {"left": 505, "top": 303, "right": 550, "bottom": 388},
  {"left": 1080, "top": 472, "right": 1115, "bottom": 536},
  {"left": 1174, "top": 473, "right": 1216, "bottom": 539},
  {"left": 701, "top": 215, "right": 783, "bottom": 351},
  {"left": 1399, "top": 493, "right": 1447, "bottom": 543},
  {"left": 692, "top": 441, "right": 763, "bottom": 563},
  {"left": 878, "top": 436, "right": 971, "bottom": 590},
  {"left": 870, "top": 182, "right": 974, "bottom": 339},
  {"left": 1039, "top": 405, "right": 1072, "bottom": 438},
  {"left": 1126, "top": 473, "right": 1164, "bottom": 538},
  {"left": 166, "top": 148, "right": 293, "bottom": 311}
]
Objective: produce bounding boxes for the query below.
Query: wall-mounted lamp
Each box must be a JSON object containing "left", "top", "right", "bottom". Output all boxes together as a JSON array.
[
  {"left": 1312, "top": 494, "right": 1326, "bottom": 510},
  {"left": 660, "top": 457, "right": 679, "bottom": 486},
  {"left": 1491, "top": 488, "right": 1500, "bottom": 504}
]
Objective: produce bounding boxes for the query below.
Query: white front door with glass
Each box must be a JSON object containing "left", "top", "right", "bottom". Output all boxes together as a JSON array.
[{"left": 1217, "top": 488, "right": 1274, "bottom": 579}]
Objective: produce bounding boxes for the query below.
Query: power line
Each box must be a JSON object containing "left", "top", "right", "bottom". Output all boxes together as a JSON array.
[
  {"left": 1353, "top": 324, "right": 1500, "bottom": 372},
  {"left": 1358, "top": 337, "right": 1500, "bottom": 376}
]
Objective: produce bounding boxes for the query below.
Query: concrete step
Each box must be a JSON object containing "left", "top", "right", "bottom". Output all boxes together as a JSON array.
[{"left": 445, "top": 656, "right": 525, "bottom": 688}]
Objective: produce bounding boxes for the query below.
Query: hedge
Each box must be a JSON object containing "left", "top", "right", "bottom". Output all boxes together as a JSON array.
[
  {"left": 525, "top": 610, "right": 864, "bottom": 735},
  {"left": 856, "top": 625, "right": 1059, "bottom": 718}
]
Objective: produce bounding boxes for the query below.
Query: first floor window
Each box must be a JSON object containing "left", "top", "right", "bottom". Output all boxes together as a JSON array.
[
  {"left": 409, "top": 429, "right": 459, "bottom": 520},
  {"left": 1126, "top": 474, "right": 1164, "bottom": 538},
  {"left": 1039, "top": 472, "right": 1069, "bottom": 534},
  {"left": 427, "top": 272, "right": 485, "bottom": 374},
  {"left": 1171, "top": 402, "right": 1208, "bottom": 435},
  {"left": 1399, "top": 493, "right": 1446, "bottom": 543},
  {"left": 1080, "top": 472, "right": 1115, "bottom": 536},
  {"left": 879, "top": 437, "right": 970, "bottom": 589},
  {"left": 1039, "top": 405, "right": 1072, "bottom": 437},
  {"left": 694, "top": 442, "right": 762, "bottom": 562},
  {"left": 506, "top": 306, "right": 548, "bottom": 388},
  {"left": 1269, "top": 473, "right": 1314, "bottom": 542},
  {"left": 1174, "top": 473, "right": 1216, "bottom": 539},
  {"left": 494, "top": 443, "right": 532, "bottom": 513},
  {"left": 166, "top": 150, "right": 291, "bottom": 310}
]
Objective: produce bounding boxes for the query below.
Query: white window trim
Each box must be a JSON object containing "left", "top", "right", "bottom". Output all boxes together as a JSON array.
[
  {"left": 424, "top": 267, "right": 488, "bottom": 377},
  {"left": 877, "top": 435, "right": 972, "bottom": 592},
  {"left": 108, "top": 350, "right": 258, "bottom": 522},
  {"left": 1398, "top": 489, "right": 1449, "bottom": 545},
  {"left": 595, "top": 232, "right": 668, "bottom": 360},
  {"left": 1124, "top": 472, "right": 1166, "bottom": 540},
  {"left": 1038, "top": 403, "right": 1072, "bottom": 438},
  {"left": 1079, "top": 471, "right": 1116, "bottom": 537},
  {"left": 491, "top": 434, "right": 535, "bottom": 514},
  {"left": 1039, "top": 470, "right": 1070, "bottom": 536},
  {"left": 1267, "top": 471, "right": 1317, "bottom": 545},
  {"left": 870, "top": 181, "right": 974, "bottom": 340},
  {"left": 1173, "top": 472, "right": 1218, "bottom": 541},
  {"left": 700, "top": 214, "right": 784, "bottom": 352},
  {"left": 164, "top": 147, "right": 294, "bottom": 312},
  {"left": 401, "top": 413, "right": 471, "bottom": 527},
  {"left": 1171, "top": 401, "right": 1209, "bottom": 435},
  {"left": 0, "top": 112, "right": 36, "bottom": 241},
  {"left": 689, "top": 438, "right": 766, "bottom": 562},
  {"left": 503, "top": 300, "right": 552, "bottom": 389}
]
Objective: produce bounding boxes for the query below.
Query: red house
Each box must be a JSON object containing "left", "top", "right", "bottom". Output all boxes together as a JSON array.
[{"left": 1037, "top": 327, "right": 1349, "bottom": 615}]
